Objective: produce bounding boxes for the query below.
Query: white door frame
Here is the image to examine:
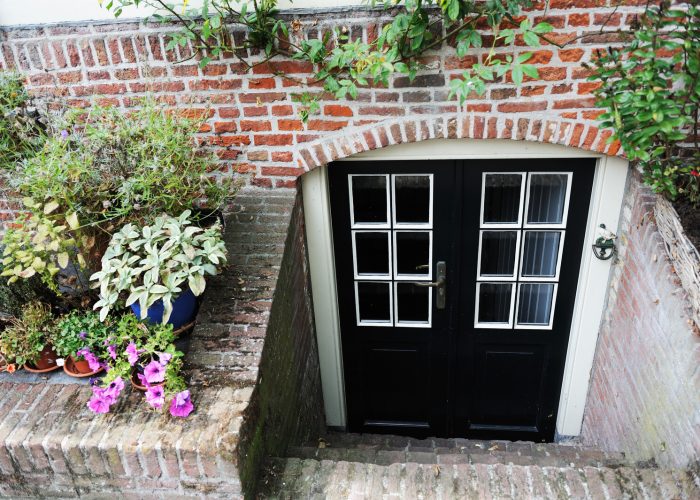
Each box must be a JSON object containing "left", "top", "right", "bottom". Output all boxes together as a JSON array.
[{"left": 302, "top": 138, "right": 628, "bottom": 437}]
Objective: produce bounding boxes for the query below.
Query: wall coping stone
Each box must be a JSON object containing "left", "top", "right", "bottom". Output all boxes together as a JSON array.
[{"left": 655, "top": 196, "right": 700, "bottom": 331}]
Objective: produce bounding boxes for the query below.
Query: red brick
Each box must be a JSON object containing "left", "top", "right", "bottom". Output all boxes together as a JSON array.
[
  {"left": 527, "top": 50, "right": 553, "bottom": 64},
  {"left": 214, "top": 121, "right": 238, "bottom": 133},
  {"left": 56, "top": 71, "right": 82, "bottom": 84},
  {"left": 578, "top": 82, "right": 602, "bottom": 94},
  {"left": 219, "top": 107, "right": 240, "bottom": 118},
  {"left": 254, "top": 134, "right": 294, "bottom": 146},
  {"left": 324, "top": 105, "right": 353, "bottom": 117},
  {"left": 248, "top": 78, "right": 276, "bottom": 89},
  {"left": 358, "top": 106, "right": 405, "bottom": 116},
  {"left": 271, "top": 105, "right": 294, "bottom": 116},
  {"left": 252, "top": 61, "right": 313, "bottom": 74},
  {"left": 87, "top": 70, "right": 110, "bottom": 80},
  {"left": 278, "top": 119, "right": 303, "bottom": 131},
  {"left": 568, "top": 13, "right": 590, "bottom": 27},
  {"left": 559, "top": 48, "right": 585, "bottom": 62},
  {"left": 239, "top": 92, "right": 287, "bottom": 103},
  {"left": 307, "top": 120, "right": 348, "bottom": 131},
  {"left": 271, "top": 152, "right": 294, "bottom": 162},
  {"left": 260, "top": 167, "right": 303, "bottom": 177},
  {"left": 240, "top": 120, "right": 272, "bottom": 132},
  {"left": 244, "top": 106, "right": 268, "bottom": 117},
  {"left": 202, "top": 64, "right": 228, "bottom": 76},
  {"left": 497, "top": 101, "right": 547, "bottom": 112},
  {"left": 173, "top": 65, "right": 199, "bottom": 77},
  {"left": 553, "top": 97, "right": 596, "bottom": 109},
  {"left": 115, "top": 68, "right": 139, "bottom": 80}
]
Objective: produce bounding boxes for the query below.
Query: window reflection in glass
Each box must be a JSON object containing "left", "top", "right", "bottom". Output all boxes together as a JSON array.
[
  {"left": 394, "top": 175, "right": 431, "bottom": 224},
  {"left": 357, "top": 282, "right": 392, "bottom": 323},
  {"left": 396, "top": 283, "right": 430, "bottom": 323},
  {"left": 521, "top": 231, "right": 561, "bottom": 278},
  {"left": 483, "top": 174, "right": 523, "bottom": 224},
  {"left": 517, "top": 283, "right": 555, "bottom": 326},
  {"left": 354, "top": 231, "right": 390, "bottom": 276},
  {"left": 527, "top": 174, "right": 568, "bottom": 225},
  {"left": 351, "top": 175, "right": 388, "bottom": 225},
  {"left": 395, "top": 231, "right": 431, "bottom": 277},
  {"left": 477, "top": 283, "right": 513, "bottom": 324},
  {"left": 480, "top": 231, "right": 518, "bottom": 277}
]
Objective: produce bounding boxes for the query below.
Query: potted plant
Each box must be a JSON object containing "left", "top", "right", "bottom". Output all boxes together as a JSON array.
[
  {"left": 51, "top": 310, "right": 111, "bottom": 377},
  {"left": 87, "top": 314, "right": 193, "bottom": 418},
  {"left": 90, "top": 210, "right": 227, "bottom": 328},
  {"left": 0, "top": 301, "right": 58, "bottom": 372}
]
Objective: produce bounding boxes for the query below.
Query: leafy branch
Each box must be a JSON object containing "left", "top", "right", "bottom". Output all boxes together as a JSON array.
[{"left": 100, "top": 0, "right": 556, "bottom": 119}]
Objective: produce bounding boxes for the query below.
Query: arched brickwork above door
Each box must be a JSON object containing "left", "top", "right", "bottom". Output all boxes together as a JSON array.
[{"left": 297, "top": 113, "right": 622, "bottom": 171}]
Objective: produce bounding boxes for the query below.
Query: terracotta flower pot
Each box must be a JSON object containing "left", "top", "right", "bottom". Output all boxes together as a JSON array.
[
  {"left": 130, "top": 367, "right": 164, "bottom": 392},
  {"left": 63, "top": 355, "right": 103, "bottom": 378},
  {"left": 24, "top": 345, "right": 60, "bottom": 373}
]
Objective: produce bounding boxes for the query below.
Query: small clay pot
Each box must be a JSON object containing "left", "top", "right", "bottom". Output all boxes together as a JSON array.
[
  {"left": 63, "top": 355, "right": 103, "bottom": 378},
  {"left": 130, "top": 367, "right": 164, "bottom": 392},
  {"left": 24, "top": 345, "right": 60, "bottom": 373}
]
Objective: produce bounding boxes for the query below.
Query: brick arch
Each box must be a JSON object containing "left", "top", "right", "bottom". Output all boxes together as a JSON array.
[{"left": 296, "top": 113, "right": 621, "bottom": 171}]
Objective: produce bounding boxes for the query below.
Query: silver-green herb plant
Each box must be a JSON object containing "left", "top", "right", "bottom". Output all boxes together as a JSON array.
[{"left": 90, "top": 210, "right": 227, "bottom": 323}]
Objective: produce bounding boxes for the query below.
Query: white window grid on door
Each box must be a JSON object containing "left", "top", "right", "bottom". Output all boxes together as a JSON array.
[
  {"left": 348, "top": 174, "right": 434, "bottom": 328},
  {"left": 474, "top": 171, "right": 572, "bottom": 330}
]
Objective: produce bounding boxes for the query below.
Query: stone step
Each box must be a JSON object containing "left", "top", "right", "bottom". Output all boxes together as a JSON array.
[
  {"left": 260, "top": 457, "right": 700, "bottom": 500},
  {"left": 288, "top": 432, "right": 629, "bottom": 469}
]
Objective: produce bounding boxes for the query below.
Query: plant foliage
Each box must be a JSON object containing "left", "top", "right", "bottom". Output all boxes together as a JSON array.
[
  {"left": 0, "top": 301, "right": 54, "bottom": 366},
  {"left": 589, "top": 1, "right": 700, "bottom": 204},
  {"left": 0, "top": 72, "right": 46, "bottom": 169},
  {"left": 91, "top": 210, "right": 227, "bottom": 323},
  {"left": 101, "top": 0, "right": 553, "bottom": 120}
]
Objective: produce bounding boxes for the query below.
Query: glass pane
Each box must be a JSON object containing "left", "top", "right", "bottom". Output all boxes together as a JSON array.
[
  {"left": 527, "top": 174, "right": 568, "bottom": 225},
  {"left": 394, "top": 175, "right": 431, "bottom": 224},
  {"left": 483, "top": 174, "right": 523, "bottom": 224},
  {"left": 355, "top": 232, "right": 390, "bottom": 276},
  {"left": 517, "top": 284, "right": 555, "bottom": 326},
  {"left": 477, "top": 283, "right": 513, "bottom": 324},
  {"left": 521, "top": 232, "right": 561, "bottom": 278},
  {"left": 357, "top": 282, "right": 391, "bottom": 323},
  {"left": 351, "top": 175, "right": 388, "bottom": 225},
  {"left": 396, "top": 283, "right": 430, "bottom": 324},
  {"left": 395, "top": 232, "right": 430, "bottom": 276},
  {"left": 480, "top": 231, "right": 518, "bottom": 277}
]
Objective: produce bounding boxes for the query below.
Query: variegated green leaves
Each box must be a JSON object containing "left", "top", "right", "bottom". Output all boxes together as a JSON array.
[{"left": 91, "top": 210, "right": 227, "bottom": 323}]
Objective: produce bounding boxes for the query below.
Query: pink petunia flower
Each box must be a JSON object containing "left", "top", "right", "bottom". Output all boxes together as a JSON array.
[
  {"left": 143, "top": 360, "right": 166, "bottom": 384},
  {"left": 169, "top": 390, "right": 194, "bottom": 418},
  {"left": 107, "top": 344, "right": 117, "bottom": 360},
  {"left": 126, "top": 342, "right": 140, "bottom": 366},
  {"left": 145, "top": 385, "right": 165, "bottom": 409},
  {"left": 157, "top": 352, "right": 172, "bottom": 365},
  {"left": 77, "top": 348, "right": 101, "bottom": 371}
]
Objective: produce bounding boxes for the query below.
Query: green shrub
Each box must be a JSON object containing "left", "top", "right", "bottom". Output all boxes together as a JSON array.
[
  {"left": 0, "top": 301, "right": 54, "bottom": 365},
  {"left": 0, "top": 72, "right": 46, "bottom": 169}
]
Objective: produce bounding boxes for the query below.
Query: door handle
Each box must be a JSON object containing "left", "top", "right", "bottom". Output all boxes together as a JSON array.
[{"left": 414, "top": 261, "right": 446, "bottom": 309}]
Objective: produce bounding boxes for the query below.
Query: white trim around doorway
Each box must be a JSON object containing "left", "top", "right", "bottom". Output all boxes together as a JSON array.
[{"left": 302, "top": 138, "right": 628, "bottom": 437}]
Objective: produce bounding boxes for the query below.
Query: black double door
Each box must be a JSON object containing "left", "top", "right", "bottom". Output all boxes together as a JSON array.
[{"left": 329, "top": 159, "right": 595, "bottom": 442}]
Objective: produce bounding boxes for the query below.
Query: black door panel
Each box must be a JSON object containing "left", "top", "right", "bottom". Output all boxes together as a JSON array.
[{"left": 329, "top": 158, "right": 594, "bottom": 442}]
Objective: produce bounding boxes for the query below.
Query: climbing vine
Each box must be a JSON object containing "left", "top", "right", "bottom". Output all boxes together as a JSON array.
[
  {"left": 102, "top": 0, "right": 554, "bottom": 119},
  {"left": 589, "top": 1, "right": 700, "bottom": 205}
]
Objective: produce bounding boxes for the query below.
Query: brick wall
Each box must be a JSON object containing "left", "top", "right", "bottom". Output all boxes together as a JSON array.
[
  {"left": 0, "top": 187, "right": 325, "bottom": 497},
  {"left": 0, "top": 2, "right": 638, "bottom": 208},
  {"left": 237, "top": 186, "right": 325, "bottom": 497},
  {"left": 581, "top": 172, "right": 700, "bottom": 469}
]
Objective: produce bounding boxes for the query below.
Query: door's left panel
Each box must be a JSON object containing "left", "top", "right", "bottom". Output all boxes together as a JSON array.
[{"left": 329, "top": 161, "right": 456, "bottom": 437}]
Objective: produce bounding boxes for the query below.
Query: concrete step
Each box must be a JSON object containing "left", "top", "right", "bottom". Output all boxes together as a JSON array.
[
  {"left": 260, "top": 457, "right": 700, "bottom": 500},
  {"left": 287, "top": 432, "right": 629, "bottom": 469}
]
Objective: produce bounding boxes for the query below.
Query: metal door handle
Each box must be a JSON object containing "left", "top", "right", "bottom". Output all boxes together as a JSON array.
[{"left": 413, "top": 261, "right": 446, "bottom": 309}]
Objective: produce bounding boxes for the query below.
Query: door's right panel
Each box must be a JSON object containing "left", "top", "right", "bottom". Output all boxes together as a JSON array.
[{"left": 453, "top": 159, "right": 595, "bottom": 442}]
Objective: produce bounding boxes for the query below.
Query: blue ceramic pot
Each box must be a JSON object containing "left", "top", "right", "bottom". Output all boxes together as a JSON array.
[{"left": 130, "top": 288, "right": 197, "bottom": 329}]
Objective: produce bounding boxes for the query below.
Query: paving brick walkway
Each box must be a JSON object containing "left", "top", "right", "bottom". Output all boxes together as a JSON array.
[{"left": 260, "top": 433, "right": 700, "bottom": 499}]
